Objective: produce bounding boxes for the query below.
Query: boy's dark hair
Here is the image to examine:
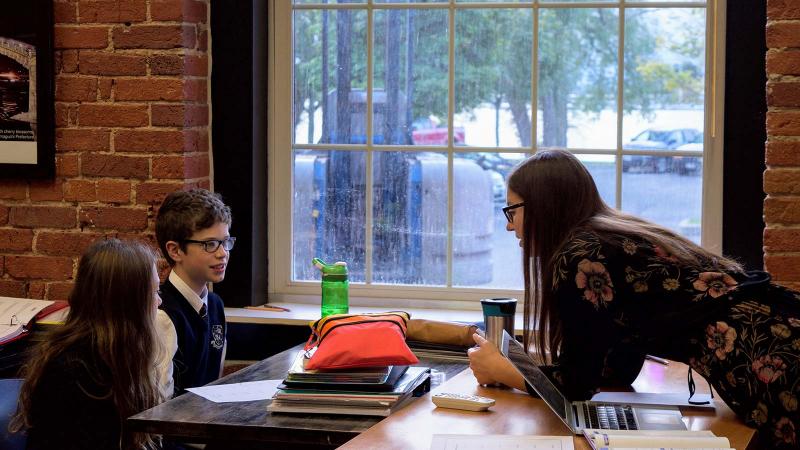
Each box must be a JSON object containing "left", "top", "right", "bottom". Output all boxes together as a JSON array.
[{"left": 156, "top": 189, "right": 233, "bottom": 266}]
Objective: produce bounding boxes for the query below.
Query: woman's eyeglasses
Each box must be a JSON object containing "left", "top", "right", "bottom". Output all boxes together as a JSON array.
[
  {"left": 183, "top": 237, "right": 236, "bottom": 253},
  {"left": 502, "top": 202, "right": 525, "bottom": 223}
]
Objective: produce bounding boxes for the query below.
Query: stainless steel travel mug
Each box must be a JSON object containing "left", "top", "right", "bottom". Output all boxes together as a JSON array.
[{"left": 480, "top": 297, "right": 517, "bottom": 347}]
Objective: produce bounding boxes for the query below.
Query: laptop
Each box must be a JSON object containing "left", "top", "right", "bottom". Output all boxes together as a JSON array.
[{"left": 500, "top": 330, "right": 686, "bottom": 433}]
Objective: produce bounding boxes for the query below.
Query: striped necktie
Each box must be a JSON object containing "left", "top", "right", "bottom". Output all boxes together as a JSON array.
[{"left": 199, "top": 304, "right": 208, "bottom": 319}]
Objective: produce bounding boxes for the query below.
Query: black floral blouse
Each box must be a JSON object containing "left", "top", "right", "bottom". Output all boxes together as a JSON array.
[{"left": 549, "top": 229, "right": 800, "bottom": 449}]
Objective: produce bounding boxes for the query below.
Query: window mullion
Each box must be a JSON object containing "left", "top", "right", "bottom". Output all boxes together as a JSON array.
[
  {"left": 271, "top": 1, "right": 293, "bottom": 291},
  {"left": 446, "top": 0, "right": 455, "bottom": 288},
  {"left": 702, "top": 0, "right": 725, "bottom": 253},
  {"left": 531, "top": 3, "right": 539, "bottom": 155},
  {"left": 615, "top": 4, "right": 625, "bottom": 210},
  {"left": 365, "top": 5, "right": 375, "bottom": 285}
]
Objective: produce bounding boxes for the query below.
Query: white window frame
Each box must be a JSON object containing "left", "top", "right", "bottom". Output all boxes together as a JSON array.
[{"left": 268, "top": 0, "right": 726, "bottom": 309}]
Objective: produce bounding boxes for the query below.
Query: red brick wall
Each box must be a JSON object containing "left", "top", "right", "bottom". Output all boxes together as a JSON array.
[
  {"left": 0, "top": 0, "right": 210, "bottom": 300},
  {"left": 765, "top": 0, "right": 800, "bottom": 289}
]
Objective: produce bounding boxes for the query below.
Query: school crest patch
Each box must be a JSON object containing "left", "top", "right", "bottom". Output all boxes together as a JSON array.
[{"left": 210, "top": 324, "right": 224, "bottom": 350}]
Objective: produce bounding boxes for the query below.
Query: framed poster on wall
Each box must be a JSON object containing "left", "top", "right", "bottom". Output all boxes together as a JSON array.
[{"left": 0, "top": 0, "right": 54, "bottom": 178}]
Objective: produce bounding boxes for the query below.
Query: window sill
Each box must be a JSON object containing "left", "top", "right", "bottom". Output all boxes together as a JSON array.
[{"left": 225, "top": 302, "right": 526, "bottom": 335}]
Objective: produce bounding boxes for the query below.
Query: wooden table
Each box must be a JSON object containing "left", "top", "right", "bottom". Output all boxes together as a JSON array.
[
  {"left": 126, "top": 345, "right": 466, "bottom": 448},
  {"left": 341, "top": 360, "right": 758, "bottom": 450}
]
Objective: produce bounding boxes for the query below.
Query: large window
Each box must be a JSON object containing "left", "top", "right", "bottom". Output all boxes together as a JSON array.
[{"left": 269, "top": 0, "right": 725, "bottom": 306}]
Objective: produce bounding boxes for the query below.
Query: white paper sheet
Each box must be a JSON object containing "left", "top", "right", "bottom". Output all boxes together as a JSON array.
[
  {"left": 0, "top": 296, "right": 54, "bottom": 324},
  {"left": 431, "top": 435, "right": 574, "bottom": 450},
  {"left": 187, "top": 379, "right": 283, "bottom": 403}
]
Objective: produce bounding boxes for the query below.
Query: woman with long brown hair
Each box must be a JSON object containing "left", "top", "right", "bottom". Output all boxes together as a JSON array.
[
  {"left": 10, "top": 239, "right": 169, "bottom": 449},
  {"left": 468, "top": 150, "right": 799, "bottom": 449}
]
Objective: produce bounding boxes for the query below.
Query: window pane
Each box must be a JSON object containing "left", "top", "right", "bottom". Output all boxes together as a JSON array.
[
  {"left": 576, "top": 154, "right": 616, "bottom": 208},
  {"left": 622, "top": 163, "right": 702, "bottom": 244},
  {"left": 541, "top": 0, "right": 617, "bottom": 2},
  {"left": 293, "top": 10, "right": 367, "bottom": 145},
  {"left": 293, "top": 150, "right": 367, "bottom": 282},
  {"left": 376, "top": 0, "right": 447, "bottom": 3},
  {"left": 537, "top": 8, "right": 618, "bottom": 149},
  {"left": 623, "top": 8, "right": 705, "bottom": 149},
  {"left": 294, "top": 0, "right": 365, "bottom": 4},
  {"left": 457, "top": 0, "right": 531, "bottom": 3},
  {"left": 454, "top": 153, "right": 525, "bottom": 289},
  {"left": 373, "top": 9, "right": 449, "bottom": 146},
  {"left": 622, "top": 130, "right": 703, "bottom": 175},
  {"left": 455, "top": 9, "right": 532, "bottom": 148},
  {"left": 456, "top": 0, "right": 533, "bottom": 3},
  {"left": 373, "top": 152, "right": 447, "bottom": 285},
  {"left": 621, "top": 8, "right": 705, "bottom": 240}
]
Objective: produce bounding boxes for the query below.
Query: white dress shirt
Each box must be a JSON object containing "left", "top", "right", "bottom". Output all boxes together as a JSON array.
[
  {"left": 168, "top": 270, "right": 209, "bottom": 315},
  {"left": 155, "top": 309, "right": 177, "bottom": 399}
]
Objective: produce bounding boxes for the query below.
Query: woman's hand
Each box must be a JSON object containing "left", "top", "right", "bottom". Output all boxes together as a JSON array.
[
  {"left": 467, "top": 333, "right": 502, "bottom": 385},
  {"left": 467, "top": 333, "right": 526, "bottom": 391}
]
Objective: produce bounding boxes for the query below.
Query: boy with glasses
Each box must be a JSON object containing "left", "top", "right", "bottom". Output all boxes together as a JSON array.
[{"left": 155, "top": 189, "right": 235, "bottom": 395}]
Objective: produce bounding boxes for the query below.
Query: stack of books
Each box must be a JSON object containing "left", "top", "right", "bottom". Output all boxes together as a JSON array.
[
  {"left": 407, "top": 340, "right": 469, "bottom": 363},
  {"left": 268, "top": 350, "right": 431, "bottom": 416},
  {"left": 283, "top": 350, "right": 400, "bottom": 385}
]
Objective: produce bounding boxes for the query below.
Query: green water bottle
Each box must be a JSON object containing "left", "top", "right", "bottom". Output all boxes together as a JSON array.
[{"left": 313, "top": 258, "right": 349, "bottom": 317}]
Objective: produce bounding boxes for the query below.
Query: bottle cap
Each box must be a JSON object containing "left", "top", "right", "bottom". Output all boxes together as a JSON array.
[{"left": 312, "top": 258, "right": 348, "bottom": 279}]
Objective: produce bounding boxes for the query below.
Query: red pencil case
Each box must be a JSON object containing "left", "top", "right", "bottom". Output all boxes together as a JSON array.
[{"left": 304, "top": 311, "right": 419, "bottom": 370}]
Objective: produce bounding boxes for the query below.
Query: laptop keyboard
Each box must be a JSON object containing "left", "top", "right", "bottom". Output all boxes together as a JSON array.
[{"left": 583, "top": 403, "right": 638, "bottom": 430}]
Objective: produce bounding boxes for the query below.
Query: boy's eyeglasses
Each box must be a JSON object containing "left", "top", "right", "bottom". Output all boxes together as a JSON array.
[
  {"left": 183, "top": 237, "right": 236, "bottom": 253},
  {"left": 502, "top": 202, "right": 525, "bottom": 223}
]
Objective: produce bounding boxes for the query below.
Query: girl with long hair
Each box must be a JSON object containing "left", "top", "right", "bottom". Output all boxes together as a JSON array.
[
  {"left": 468, "top": 150, "right": 799, "bottom": 449},
  {"left": 10, "top": 239, "right": 168, "bottom": 450}
]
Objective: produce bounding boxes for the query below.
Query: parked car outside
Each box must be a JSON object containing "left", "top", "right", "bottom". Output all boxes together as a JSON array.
[
  {"left": 488, "top": 169, "right": 506, "bottom": 204},
  {"left": 457, "top": 152, "right": 526, "bottom": 205},
  {"left": 672, "top": 132, "right": 703, "bottom": 175},
  {"left": 459, "top": 152, "right": 525, "bottom": 176},
  {"left": 411, "top": 116, "right": 465, "bottom": 145},
  {"left": 622, "top": 128, "right": 701, "bottom": 173}
]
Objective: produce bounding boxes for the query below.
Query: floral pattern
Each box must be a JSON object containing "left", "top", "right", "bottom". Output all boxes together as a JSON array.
[
  {"left": 725, "top": 372, "right": 737, "bottom": 387},
  {"left": 550, "top": 230, "right": 800, "bottom": 450},
  {"left": 662, "top": 278, "right": 680, "bottom": 291},
  {"left": 698, "top": 296, "right": 800, "bottom": 449},
  {"left": 653, "top": 245, "right": 679, "bottom": 262},
  {"left": 752, "top": 355, "right": 787, "bottom": 384},
  {"left": 775, "top": 417, "right": 796, "bottom": 445},
  {"left": 705, "top": 321, "right": 736, "bottom": 360},
  {"left": 692, "top": 272, "right": 738, "bottom": 299},
  {"left": 752, "top": 402, "right": 769, "bottom": 426},
  {"left": 622, "top": 238, "right": 637, "bottom": 255},
  {"left": 772, "top": 323, "right": 792, "bottom": 339},
  {"left": 575, "top": 259, "right": 614, "bottom": 307},
  {"left": 780, "top": 391, "right": 798, "bottom": 412}
]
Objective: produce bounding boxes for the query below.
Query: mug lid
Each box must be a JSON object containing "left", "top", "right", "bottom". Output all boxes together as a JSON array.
[{"left": 480, "top": 297, "right": 517, "bottom": 315}]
